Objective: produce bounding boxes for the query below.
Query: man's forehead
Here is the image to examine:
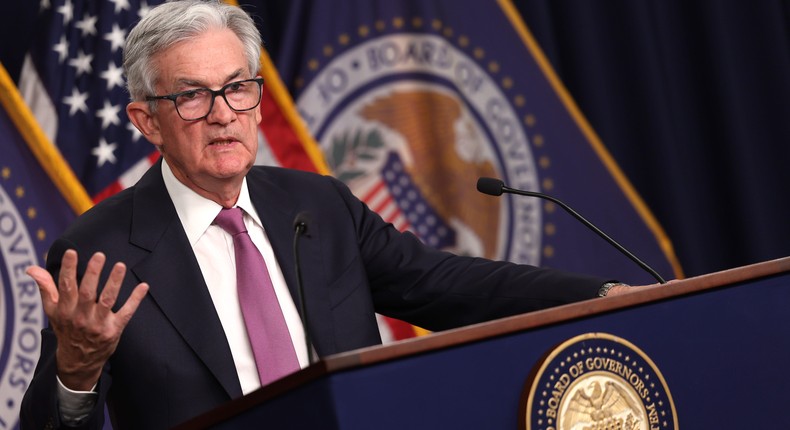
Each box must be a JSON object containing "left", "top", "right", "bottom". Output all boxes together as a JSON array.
[
  {"left": 169, "top": 68, "right": 249, "bottom": 87},
  {"left": 150, "top": 31, "right": 251, "bottom": 90}
]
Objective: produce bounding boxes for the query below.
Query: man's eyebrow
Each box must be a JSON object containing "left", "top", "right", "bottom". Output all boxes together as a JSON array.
[
  {"left": 174, "top": 69, "right": 247, "bottom": 89},
  {"left": 224, "top": 69, "right": 245, "bottom": 82},
  {"left": 174, "top": 78, "right": 205, "bottom": 88}
]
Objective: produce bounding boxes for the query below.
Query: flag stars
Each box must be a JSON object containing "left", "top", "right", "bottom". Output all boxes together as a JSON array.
[
  {"left": 57, "top": 0, "right": 74, "bottom": 25},
  {"left": 100, "top": 62, "right": 125, "bottom": 90},
  {"left": 104, "top": 24, "right": 127, "bottom": 52},
  {"left": 63, "top": 88, "right": 89, "bottom": 116},
  {"left": 109, "top": 0, "right": 131, "bottom": 14},
  {"left": 126, "top": 122, "right": 143, "bottom": 142},
  {"left": 27, "top": 207, "right": 38, "bottom": 220},
  {"left": 92, "top": 138, "right": 118, "bottom": 167},
  {"left": 75, "top": 14, "right": 98, "bottom": 37},
  {"left": 138, "top": 0, "right": 151, "bottom": 19},
  {"left": 1, "top": 167, "right": 9, "bottom": 179},
  {"left": 53, "top": 36, "right": 69, "bottom": 63},
  {"left": 96, "top": 101, "right": 122, "bottom": 129},
  {"left": 68, "top": 50, "right": 93, "bottom": 77},
  {"left": 16, "top": 186, "right": 25, "bottom": 198}
]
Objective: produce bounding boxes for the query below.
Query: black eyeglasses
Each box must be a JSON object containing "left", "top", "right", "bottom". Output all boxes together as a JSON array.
[{"left": 145, "top": 77, "right": 264, "bottom": 121}]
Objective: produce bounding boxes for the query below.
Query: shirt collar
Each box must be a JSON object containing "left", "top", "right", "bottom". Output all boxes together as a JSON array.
[{"left": 161, "top": 158, "right": 263, "bottom": 245}]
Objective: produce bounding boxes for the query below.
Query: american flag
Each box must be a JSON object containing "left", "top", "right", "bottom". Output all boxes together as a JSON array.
[
  {"left": 357, "top": 151, "right": 456, "bottom": 249},
  {"left": 19, "top": 0, "right": 164, "bottom": 202},
  {"left": 18, "top": 0, "right": 331, "bottom": 201}
]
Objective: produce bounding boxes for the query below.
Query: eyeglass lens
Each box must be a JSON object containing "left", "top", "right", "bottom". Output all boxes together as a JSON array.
[{"left": 176, "top": 80, "right": 261, "bottom": 120}]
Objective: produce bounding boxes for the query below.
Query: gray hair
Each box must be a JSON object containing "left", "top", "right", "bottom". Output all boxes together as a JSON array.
[{"left": 123, "top": 0, "right": 261, "bottom": 102}]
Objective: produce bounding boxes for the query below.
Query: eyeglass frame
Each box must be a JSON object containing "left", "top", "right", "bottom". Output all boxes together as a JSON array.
[{"left": 145, "top": 77, "right": 265, "bottom": 121}]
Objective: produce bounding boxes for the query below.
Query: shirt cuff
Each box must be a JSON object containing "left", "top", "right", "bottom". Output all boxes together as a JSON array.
[{"left": 56, "top": 375, "right": 98, "bottom": 425}]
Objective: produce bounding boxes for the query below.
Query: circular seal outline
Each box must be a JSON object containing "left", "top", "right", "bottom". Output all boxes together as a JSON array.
[
  {"left": 0, "top": 182, "right": 45, "bottom": 428},
  {"left": 520, "top": 332, "right": 678, "bottom": 430},
  {"left": 297, "top": 32, "right": 543, "bottom": 265}
]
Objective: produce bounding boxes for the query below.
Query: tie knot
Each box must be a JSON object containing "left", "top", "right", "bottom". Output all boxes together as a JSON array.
[{"left": 214, "top": 207, "right": 247, "bottom": 235}]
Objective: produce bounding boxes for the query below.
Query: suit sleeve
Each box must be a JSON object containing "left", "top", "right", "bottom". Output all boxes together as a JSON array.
[{"left": 325, "top": 175, "right": 608, "bottom": 331}]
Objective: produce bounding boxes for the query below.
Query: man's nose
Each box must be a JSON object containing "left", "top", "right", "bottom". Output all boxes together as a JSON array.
[{"left": 206, "top": 95, "right": 236, "bottom": 124}]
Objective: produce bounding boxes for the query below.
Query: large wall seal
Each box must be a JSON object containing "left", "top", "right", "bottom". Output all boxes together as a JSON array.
[
  {"left": 0, "top": 180, "right": 45, "bottom": 429},
  {"left": 297, "top": 31, "right": 543, "bottom": 265}
]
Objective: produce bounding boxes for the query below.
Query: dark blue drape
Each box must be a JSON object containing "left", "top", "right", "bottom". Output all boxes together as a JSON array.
[{"left": 515, "top": 0, "right": 790, "bottom": 276}]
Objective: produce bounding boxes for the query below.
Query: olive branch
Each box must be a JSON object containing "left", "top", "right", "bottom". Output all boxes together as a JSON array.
[{"left": 326, "top": 128, "right": 386, "bottom": 183}]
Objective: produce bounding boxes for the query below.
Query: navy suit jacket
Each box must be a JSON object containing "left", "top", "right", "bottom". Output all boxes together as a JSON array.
[{"left": 21, "top": 161, "right": 606, "bottom": 429}]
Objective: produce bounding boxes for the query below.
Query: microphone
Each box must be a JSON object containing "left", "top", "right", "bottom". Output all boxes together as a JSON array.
[
  {"left": 292, "top": 211, "right": 316, "bottom": 365},
  {"left": 476, "top": 177, "right": 667, "bottom": 284}
]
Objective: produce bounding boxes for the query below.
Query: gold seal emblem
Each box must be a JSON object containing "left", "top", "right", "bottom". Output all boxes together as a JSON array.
[{"left": 521, "top": 333, "right": 678, "bottom": 430}]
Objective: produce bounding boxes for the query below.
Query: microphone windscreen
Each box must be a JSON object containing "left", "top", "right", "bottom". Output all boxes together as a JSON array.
[
  {"left": 293, "top": 211, "right": 312, "bottom": 232},
  {"left": 476, "top": 177, "right": 505, "bottom": 196}
]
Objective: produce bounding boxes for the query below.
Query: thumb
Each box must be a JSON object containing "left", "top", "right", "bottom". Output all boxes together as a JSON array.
[{"left": 26, "top": 265, "right": 60, "bottom": 315}]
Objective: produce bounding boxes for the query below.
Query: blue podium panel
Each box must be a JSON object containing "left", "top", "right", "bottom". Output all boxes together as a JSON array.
[{"left": 183, "top": 261, "right": 790, "bottom": 429}]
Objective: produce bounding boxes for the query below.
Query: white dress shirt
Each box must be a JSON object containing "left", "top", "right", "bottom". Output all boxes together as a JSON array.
[{"left": 162, "top": 159, "right": 308, "bottom": 394}]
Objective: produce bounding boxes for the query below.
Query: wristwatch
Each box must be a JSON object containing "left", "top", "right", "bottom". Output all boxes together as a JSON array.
[{"left": 597, "top": 282, "right": 627, "bottom": 297}]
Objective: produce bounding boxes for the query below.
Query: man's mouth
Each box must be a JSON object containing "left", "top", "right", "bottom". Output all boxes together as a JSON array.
[{"left": 210, "top": 138, "right": 237, "bottom": 146}]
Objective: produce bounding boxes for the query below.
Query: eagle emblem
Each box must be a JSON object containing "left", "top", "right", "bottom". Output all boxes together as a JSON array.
[
  {"left": 562, "top": 380, "right": 645, "bottom": 430},
  {"left": 521, "top": 333, "right": 677, "bottom": 430}
]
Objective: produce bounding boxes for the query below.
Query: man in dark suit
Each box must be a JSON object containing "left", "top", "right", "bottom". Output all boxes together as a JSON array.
[{"left": 20, "top": 1, "right": 632, "bottom": 428}]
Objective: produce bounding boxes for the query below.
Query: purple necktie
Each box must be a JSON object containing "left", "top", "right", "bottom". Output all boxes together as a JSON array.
[{"left": 214, "top": 207, "right": 299, "bottom": 385}]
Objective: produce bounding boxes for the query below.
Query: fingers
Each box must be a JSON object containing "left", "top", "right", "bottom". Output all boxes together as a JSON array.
[
  {"left": 56, "top": 249, "right": 81, "bottom": 313},
  {"left": 116, "top": 283, "right": 150, "bottom": 327},
  {"left": 96, "top": 261, "right": 129, "bottom": 320},
  {"left": 77, "top": 252, "right": 107, "bottom": 312},
  {"left": 30, "top": 250, "right": 149, "bottom": 324},
  {"left": 30, "top": 250, "right": 149, "bottom": 390},
  {"left": 26, "top": 265, "right": 59, "bottom": 316}
]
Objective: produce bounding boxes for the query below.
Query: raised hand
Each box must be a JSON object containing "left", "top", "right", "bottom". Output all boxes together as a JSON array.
[{"left": 26, "top": 250, "right": 149, "bottom": 391}]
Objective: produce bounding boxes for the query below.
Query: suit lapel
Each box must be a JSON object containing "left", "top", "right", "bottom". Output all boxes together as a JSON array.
[
  {"left": 246, "top": 169, "right": 337, "bottom": 357},
  {"left": 128, "top": 161, "right": 242, "bottom": 398}
]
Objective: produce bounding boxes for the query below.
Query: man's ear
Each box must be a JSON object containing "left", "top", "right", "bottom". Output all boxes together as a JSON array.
[{"left": 127, "top": 101, "right": 163, "bottom": 147}]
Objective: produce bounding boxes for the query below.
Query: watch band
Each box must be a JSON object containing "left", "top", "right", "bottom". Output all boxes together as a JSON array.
[{"left": 597, "top": 282, "right": 625, "bottom": 297}]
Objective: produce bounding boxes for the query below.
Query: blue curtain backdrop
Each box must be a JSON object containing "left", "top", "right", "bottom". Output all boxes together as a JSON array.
[
  {"left": 513, "top": 0, "right": 790, "bottom": 277},
  {"left": 2, "top": 0, "right": 789, "bottom": 278}
]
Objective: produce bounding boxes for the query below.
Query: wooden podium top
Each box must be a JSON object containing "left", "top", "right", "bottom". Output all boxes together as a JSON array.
[{"left": 176, "top": 256, "right": 790, "bottom": 429}]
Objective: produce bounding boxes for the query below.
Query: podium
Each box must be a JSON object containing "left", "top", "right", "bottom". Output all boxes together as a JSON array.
[{"left": 176, "top": 257, "right": 790, "bottom": 429}]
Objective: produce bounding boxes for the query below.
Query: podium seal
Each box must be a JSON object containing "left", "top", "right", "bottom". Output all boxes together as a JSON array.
[{"left": 521, "top": 333, "right": 678, "bottom": 430}]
